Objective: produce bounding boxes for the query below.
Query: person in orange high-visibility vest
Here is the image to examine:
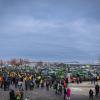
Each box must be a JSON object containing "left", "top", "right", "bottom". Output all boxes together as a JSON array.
[
  {"left": 0, "top": 76, "right": 2, "bottom": 81},
  {"left": 0, "top": 76, "right": 3, "bottom": 88}
]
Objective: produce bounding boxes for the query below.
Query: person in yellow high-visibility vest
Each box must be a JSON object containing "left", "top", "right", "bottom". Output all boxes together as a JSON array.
[
  {"left": 29, "top": 76, "right": 32, "bottom": 80},
  {"left": 97, "top": 76, "right": 99, "bottom": 80},
  {"left": 38, "top": 76, "right": 41, "bottom": 80},
  {"left": 24, "top": 77, "right": 27, "bottom": 81}
]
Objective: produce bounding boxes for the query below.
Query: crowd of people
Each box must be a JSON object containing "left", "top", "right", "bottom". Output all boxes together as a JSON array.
[
  {"left": 0, "top": 68, "right": 72, "bottom": 100},
  {"left": 0, "top": 68, "right": 100, "bottom": 100}
]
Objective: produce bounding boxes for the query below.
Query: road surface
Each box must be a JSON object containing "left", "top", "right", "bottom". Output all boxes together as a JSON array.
[{"left": 0, "top": 82, "right": 100, "bottom": 100}]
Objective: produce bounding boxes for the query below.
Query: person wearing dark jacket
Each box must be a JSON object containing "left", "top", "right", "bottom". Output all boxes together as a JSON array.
[
  {"left": 89, "top": 89, "right": 94, "bottom": 100},
  {"left": 4, "top": 81, "right": 7, "bottom": 91},
  {"left": 95, "top": 84, "right": 100, "bottom": 97},
  {"left": 64, "top": 88, "right": 67, "bottom": 100},
  {"left": 9, "top": 90, "right": 15, "bottom": 100}
]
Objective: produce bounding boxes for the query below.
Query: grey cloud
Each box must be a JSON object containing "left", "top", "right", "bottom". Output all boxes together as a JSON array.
[{"left": 0, "top": 0, "right": 100, "bottom": 63}]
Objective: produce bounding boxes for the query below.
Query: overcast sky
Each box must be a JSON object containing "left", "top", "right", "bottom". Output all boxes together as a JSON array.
[{"left": 0, "top": 0, "right": 100, "bottom": 63}]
